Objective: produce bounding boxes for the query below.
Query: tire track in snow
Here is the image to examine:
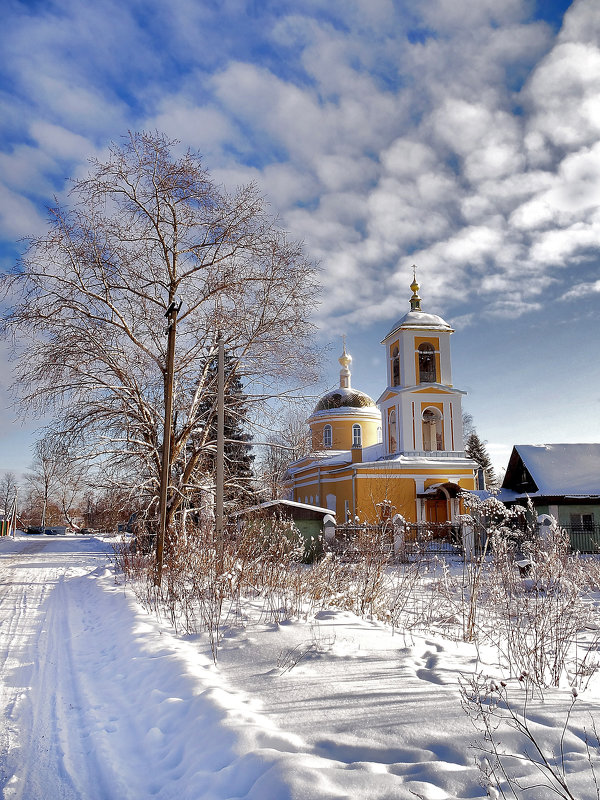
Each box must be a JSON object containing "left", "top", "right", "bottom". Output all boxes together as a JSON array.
[
  {"left": 0, "top": 539, "right": 59, "bottom": 798},
  {"left": 0, "top": 538, "right": 114, "bottom": 800}
]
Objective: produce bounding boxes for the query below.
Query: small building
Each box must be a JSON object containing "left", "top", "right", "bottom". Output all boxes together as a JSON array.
[
  {"left": 500, "top": 443, "right": 600, "bottom": 551},
  {"left": 234, "top": 499, "right": 335, "bottom": 561},
  {"left": 285, "top": 275, "right": 478, "bottom": 524}
]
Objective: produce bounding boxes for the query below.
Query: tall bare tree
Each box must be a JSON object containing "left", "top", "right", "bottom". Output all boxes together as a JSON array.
[
  {"left": 0, "top": 471, "right": 17, "bottom": 517},
  {"left": 2, "top": 132, "right": 319, "bottom": 533},
  {"left": 258, "top": 403, "right": 313, "bottom": 499},
  {"left": 26, "top": 437, "right": 63, "bottom": 531}
]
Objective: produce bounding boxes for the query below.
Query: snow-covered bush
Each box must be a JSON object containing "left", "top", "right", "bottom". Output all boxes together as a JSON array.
[
  {"left": 461, "top": 673, "right": 600, "bottom": 799},
  {"left": 114, "top": 496, "right": 600, "bottom": 682}
]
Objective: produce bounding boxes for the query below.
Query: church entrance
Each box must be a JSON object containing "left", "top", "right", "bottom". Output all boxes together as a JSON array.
[
  {"left": 427, "top": 495, "right": 449, "bottom": 523},
  {"left": 419, "top": 482, "right": 462, "bottom": 525}
]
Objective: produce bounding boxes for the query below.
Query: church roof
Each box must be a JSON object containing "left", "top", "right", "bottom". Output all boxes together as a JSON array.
[
  {"left": 313, "top": 387, "right": 377, "bottom": 413},
  {"left": 384, "top": 309, "right": 453, "bottom": 340},
  {"left": 313, "top": 340, "right": 377, "bottom": 414}
]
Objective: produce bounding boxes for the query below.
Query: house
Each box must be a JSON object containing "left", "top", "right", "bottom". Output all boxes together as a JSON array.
[
  {"left": 285, "top": 275, "right": 478, "bottom": 524},
  {"left": 499, "top": 443, "right": 600, "bottom": 550}
]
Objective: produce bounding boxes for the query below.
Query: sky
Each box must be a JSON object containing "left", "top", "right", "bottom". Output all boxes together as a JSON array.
[{"left": 0, "top": 0, "right": 599, "bottom": 478}]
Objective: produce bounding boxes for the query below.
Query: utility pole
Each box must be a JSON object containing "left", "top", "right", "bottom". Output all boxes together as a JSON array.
[
  {"left": 215, "top": 331, "right": 225, "bottom": 573},
  {"left": 10, "top": 488, "right": 17, "bottom": 538},
  {"left": 156, "top": 298, "right": 181, "bottom": 585}
]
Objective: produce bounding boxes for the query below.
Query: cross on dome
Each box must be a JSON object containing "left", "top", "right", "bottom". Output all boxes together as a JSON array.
[
  {"left": 339, "top": 337, "right": 352, "bottom": 389},
  {"left": 410, "top": 265, "right": 422, "bottom": 312}
]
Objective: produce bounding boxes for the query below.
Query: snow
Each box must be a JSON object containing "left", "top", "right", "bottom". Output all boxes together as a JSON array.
[
  {"left": 385, "top": 310, "right": 453, "bottom": 338},
  {"left": 514, "top": 443, "right": 600, "bottom": 496},
  {"left": 1, "top": 533, "right": 600, "bottom": 799}
]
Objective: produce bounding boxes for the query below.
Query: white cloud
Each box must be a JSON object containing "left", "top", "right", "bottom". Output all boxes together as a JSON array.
[
  {"left": 29, "top": 122, "right": 94, "bottom": 162},
  {"left": 0, "top": 184, "right": 47, "bottom": 240},
  {"left": 563, "top": 279, "right": 600, "bottom": 300},
  {"left": 523, "top": 41, "right": 600, "bottom": 153},
  {"left": 143, "top": 100, "right": 236, "bottom": 162},
  {"left": 1, "top": 0, "right": 600, "bottom": 339}
]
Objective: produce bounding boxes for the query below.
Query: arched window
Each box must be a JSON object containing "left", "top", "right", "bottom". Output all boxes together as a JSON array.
[
  {"left": 323, "top": 424, "right": 332, "bottom": 448},
  {"left": 391, "top": 345, "right": 400, "bottom": 386},
  {"left": 418, "top": 343, "right": 436, "bottom": 383},
  {"left": 389, "top": 409, "right": 397, "bottom": 453},
  {"left": 352, "top": 424, "right": 362, "bottom": 447},
  {"left": 422, "top": 407, "right": 443, "bottom": 451}
]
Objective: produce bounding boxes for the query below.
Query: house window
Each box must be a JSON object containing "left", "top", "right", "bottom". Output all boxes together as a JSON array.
[
  {"left": 570, "top": 513, "right": 594, "bottom": 531},
  {"left": 391, "top": 345, "right": 400, "bottom": 386},
  {"left": 418, "top": 343, "right": 436, "bottom": 383},
  {"left": 352, "top": 424, "right": 362, "bottom": 447},
  {"left": 323, "top": 424, "right": 332, "bottom": 448}
]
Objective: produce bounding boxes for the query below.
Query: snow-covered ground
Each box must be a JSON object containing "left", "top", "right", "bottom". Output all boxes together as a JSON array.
[{"left": 1, "top": 533, "right": 599, "bottom": 800}]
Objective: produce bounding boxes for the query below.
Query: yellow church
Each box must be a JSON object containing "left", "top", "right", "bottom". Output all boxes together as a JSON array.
[{"left": 285, "top": 275, "right": 479, "bottom": 524}]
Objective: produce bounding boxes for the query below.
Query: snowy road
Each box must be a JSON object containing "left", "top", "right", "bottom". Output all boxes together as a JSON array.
[{"left": 0, "top": 535, "right": 319, "bottom": 800}]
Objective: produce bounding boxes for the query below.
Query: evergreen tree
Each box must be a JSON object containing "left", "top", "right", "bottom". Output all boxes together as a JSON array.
[
  {"left": 193, "top": 352, "right": 255, "bottom": 509},
  {"left": 465, "top": 430, "right": 496, "bottom": 489}
]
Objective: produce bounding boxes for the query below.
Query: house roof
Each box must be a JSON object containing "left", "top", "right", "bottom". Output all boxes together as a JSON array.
[
  {"left": 502, "top": 444, "right": 600, "bottom": 497},
  {"left": 234, "top": 499, "right": 335, "bottom": 518}
]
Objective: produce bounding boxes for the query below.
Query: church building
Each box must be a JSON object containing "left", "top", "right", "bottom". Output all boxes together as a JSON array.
[{"left": 285, "top": 275, "right": 478, "bottom": 523}]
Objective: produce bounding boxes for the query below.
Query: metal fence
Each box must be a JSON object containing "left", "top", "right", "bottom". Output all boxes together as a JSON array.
[
  {"left": 327, "top": 522, "right": 600, "bottom": 559},
  {"left": 564, "top": 525, "right": 600, "bottom": 554},
  {"left": 328, "top": 522, "right": 467, "bottom": 560}
]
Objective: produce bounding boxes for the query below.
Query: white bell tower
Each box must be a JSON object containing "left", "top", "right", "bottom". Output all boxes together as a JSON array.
[{"left": 378, "top": 269, "right": 466, "bottom": 456}]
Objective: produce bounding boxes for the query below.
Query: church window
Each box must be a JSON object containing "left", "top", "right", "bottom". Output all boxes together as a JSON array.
[
  {"left": 352, "top": 424, "right": 362, "bottom": 447},
  {"left": 323, "top": 424, "right": 332, "bottom": 448},
  {"left": 418, "top": 343, "right": 436, "bottom": 383},
  {"left": 391, "top": 345, "right": 400, "bottom": 386},
  {"left": 422, "top": 407, "right": 442, "bottom": 451},
  {"left": 389, "top": 409, "right": 397, "bottom": 453},
  {"left": 377, "top": 426, "right": 382, "bottom": 443}
]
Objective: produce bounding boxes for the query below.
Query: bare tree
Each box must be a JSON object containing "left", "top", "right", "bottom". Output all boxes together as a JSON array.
[
  {"left": 2, "top": 132, "right": 319, "bottom": 536},
  {"left": 257, "top": 403, "right": 313, "bottom": 499},
  {"left": 26, "top": 437, "right": 63, "bottom": 531},
  {"left": 0, "top": 471, "right": 18, "bottom": 517}
]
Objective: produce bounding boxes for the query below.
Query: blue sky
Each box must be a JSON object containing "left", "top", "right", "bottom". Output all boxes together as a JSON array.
[{"left": 1, "top": 0, "right": 599, "bottom": 477}]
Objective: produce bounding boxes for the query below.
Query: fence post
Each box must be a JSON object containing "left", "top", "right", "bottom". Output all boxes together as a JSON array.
[
  {"left": 392, "top": 514, "right": 406, "bottom": 561},
  {"left": 461, "top": 518, "right": 475, "bottom": 561}
]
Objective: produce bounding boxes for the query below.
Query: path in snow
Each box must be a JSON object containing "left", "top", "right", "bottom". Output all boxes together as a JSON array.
[{"left": 0, "top": 535, "right": 327, "bottom": 800}]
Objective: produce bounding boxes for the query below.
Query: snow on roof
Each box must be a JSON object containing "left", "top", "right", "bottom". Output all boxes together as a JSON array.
[
  {"left": 514, "top": 443, "right": 600, "bottom": 496},
  {"left": 384, "top": 309, "right": 453, "bottom": 340},
  {"left": 295, "top": 442, "right": 386, "bottom": 468},
  {"left": 235, "top": 499, "right": 334, "bottom": 516}
]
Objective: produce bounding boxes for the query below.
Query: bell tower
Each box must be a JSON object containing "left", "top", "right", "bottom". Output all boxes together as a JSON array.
[{"left": 378, "top": 269, "right": 466, "bottom": 456}]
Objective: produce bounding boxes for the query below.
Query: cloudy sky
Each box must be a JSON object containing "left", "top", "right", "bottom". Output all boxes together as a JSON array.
[{"left": 1, "top": 0, "right": 599, "bottom": 477}]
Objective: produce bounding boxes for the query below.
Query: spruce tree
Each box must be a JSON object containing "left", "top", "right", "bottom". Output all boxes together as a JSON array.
[
  {"left": 465, "top": 431, "right": 496, "bottom": 489},
  {"left": 194, "top": 352, "right": 255, "bottom": 509}
]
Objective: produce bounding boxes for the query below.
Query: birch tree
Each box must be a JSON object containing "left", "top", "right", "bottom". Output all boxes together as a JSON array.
[{"left": 2, "top": 132, "right": 319, "bottom": 530}]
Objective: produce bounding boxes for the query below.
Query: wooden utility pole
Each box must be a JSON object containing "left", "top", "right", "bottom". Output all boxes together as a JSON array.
[
  {"left": 156, "top": 298, "right": 181, "bottom": 585},
  {"left": 215, "top": 332, "right": 225, "bottom": 573}
]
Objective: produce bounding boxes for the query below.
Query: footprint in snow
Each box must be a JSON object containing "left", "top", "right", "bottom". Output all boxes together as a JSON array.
[{"left": 415, "top": 650, "right": 446, "bottom": 685}]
